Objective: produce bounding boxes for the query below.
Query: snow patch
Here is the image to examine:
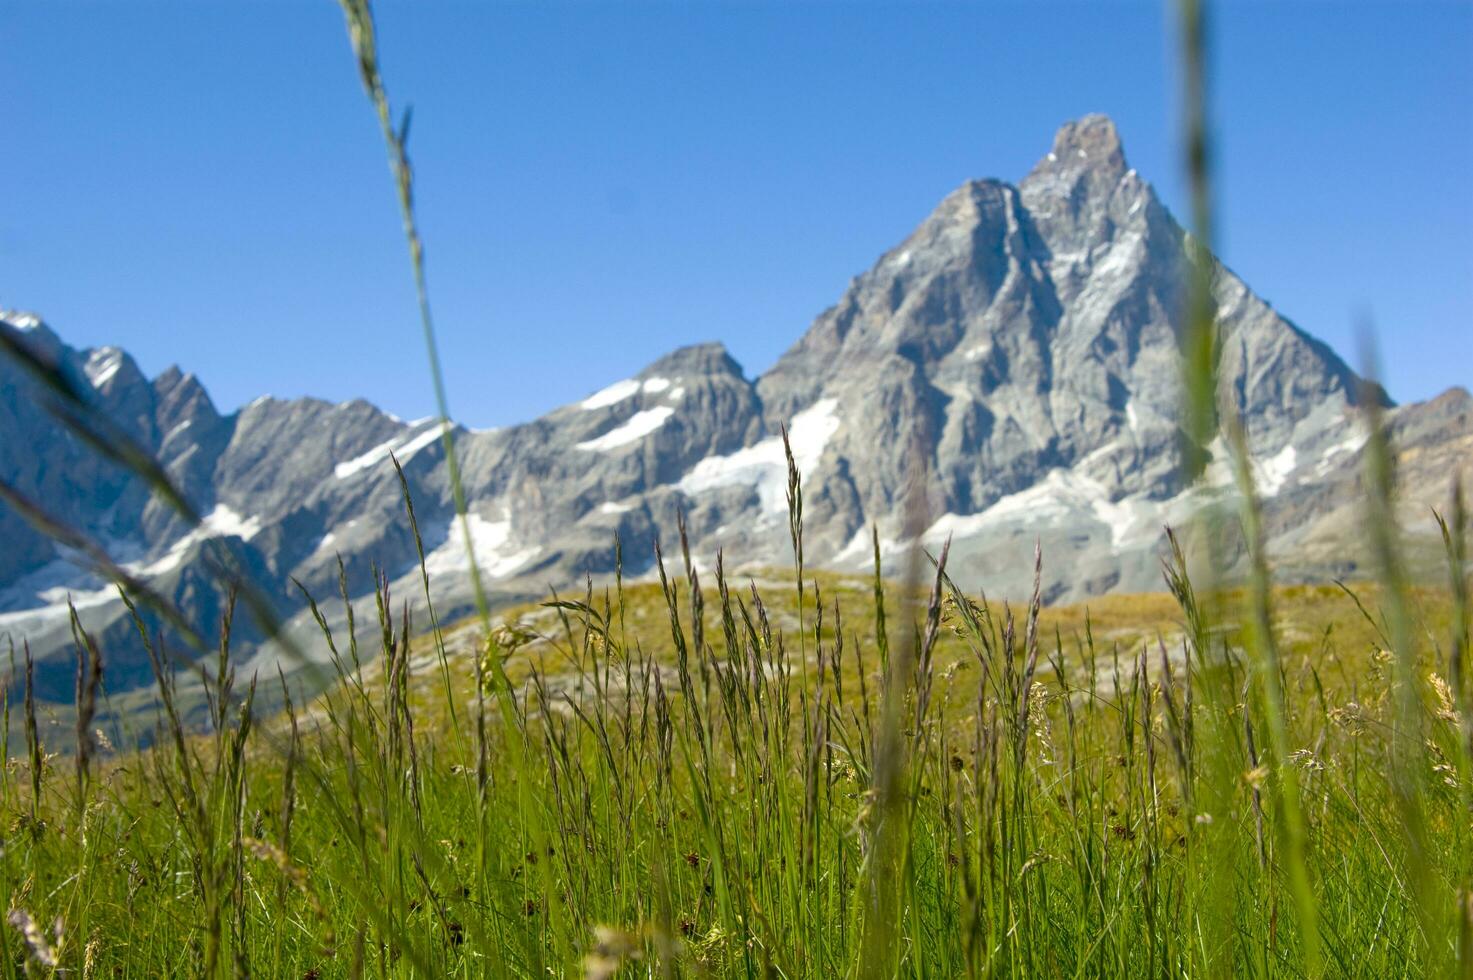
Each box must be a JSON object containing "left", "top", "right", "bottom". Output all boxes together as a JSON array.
[
  {"left": 394, "top": 421, "right": 453, "bottom": 461},
  {"left": 0, "top": 506, "right": 266, "bottom": 630},
  {"left": 641, "top": 377, "right": 672, "bottom": 394},
  {"left": 833, "top": 525, "right": 901, "bottom": 567},
  {"left": 2, "top": 310, "right": 42, "bottom": 331},
  {"left": 677, "top": 398, "right": 840, "bottom": 514},
  {"left": 423, "top": 513, "right": 539, "bottom": 580},
  {"left": 137, "top": 504, "right": 264, "bottom": 576},
  {"left": 85, "top": 349, "right": 124, "bottom": 388},
  {"left": 785, "top": 398, "right": 841, "bottom": 468},
  {"left": 316, "top": 519, "right": 359, "bottom": 554},
  {"left": 577, "top": 406, "right": 674, "bottom": 452},
  {"left": 598, "top": 501, "right": 634, "bottom": 515},
  {"left": 334, "top": 421, "right": 450, "bottom": 479},
  {"left": 920, "top": 470, "right": 1159, "bottom": 551},
  {"left": 0, "top": 555, "right": 109, "bottom": 618},
  {"left": 833, "top": 527, "right": 871, "bottom": 565},
  {"left": 1314, "top": 429, "right": 1367, "bottom": 476},
  {"left": 334, "top": 439, "right": 397, "bottom": 479},
  {"left": 581, "top": 378, "right": 640, "bottom": 410},
  {"left": 1256, "top": 444, "right": 1298, "bottom": 496},
  {"left": 199, "top": 503, "right": 263, "bottom": 541},
  {"left": 0, "top": 583, "right": 116, "bottom": 632}
]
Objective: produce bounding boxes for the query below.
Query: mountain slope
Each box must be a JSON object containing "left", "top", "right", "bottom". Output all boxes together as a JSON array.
[{"left": 2, "top": 115, "right": 1467, "bottom": 700}]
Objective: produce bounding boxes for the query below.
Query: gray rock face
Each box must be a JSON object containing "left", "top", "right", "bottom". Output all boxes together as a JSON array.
[
  {"left": 750, "top": 115, "right": 1390, "bottom": 598},
  {"left": 2, "top": 115, "right": 1467, "bottom": 698}
]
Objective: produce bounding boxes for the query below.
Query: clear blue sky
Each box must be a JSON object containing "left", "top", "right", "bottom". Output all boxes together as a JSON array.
[{"left": 4, "top": 2, "right": 1469, "bottom": 427}]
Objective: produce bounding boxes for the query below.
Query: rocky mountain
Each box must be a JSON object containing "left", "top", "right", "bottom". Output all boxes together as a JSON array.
[{"left": 3, "top": 115, "right": 1468, "bottom": 702}]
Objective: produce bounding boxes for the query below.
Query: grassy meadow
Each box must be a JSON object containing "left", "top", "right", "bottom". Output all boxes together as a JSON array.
[{"left": 1, "top": 494, "right": 1470, "bottom": 977}]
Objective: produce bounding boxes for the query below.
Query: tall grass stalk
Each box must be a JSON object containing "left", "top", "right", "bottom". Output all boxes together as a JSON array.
[
  {"left": 1360, "top": 344, "right": 1443, "bottom": 966},
  {"left": 1175, "top": 2, "right": 1256, "bottom": 975},
  {"left": 333, "top": 0, "right": 495, "bottom": 663}
]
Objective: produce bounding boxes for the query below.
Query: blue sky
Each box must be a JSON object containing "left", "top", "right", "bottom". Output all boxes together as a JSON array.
[{"left": 4, "top": 1, "right": 1469, "bottom": 427}]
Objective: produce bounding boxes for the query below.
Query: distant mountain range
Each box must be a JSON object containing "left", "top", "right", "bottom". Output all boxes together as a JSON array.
[{"left": 3, "top": 115, "right": 1469, "bottom": 702}]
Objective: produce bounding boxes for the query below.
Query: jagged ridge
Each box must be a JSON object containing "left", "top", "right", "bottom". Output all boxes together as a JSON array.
[{"left": 2, "top": 116, "right": 1467, "bottom": 701}]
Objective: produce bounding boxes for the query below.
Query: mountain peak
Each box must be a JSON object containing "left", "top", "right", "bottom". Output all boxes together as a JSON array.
[
  {"left": 0, "top": 309, "right": 67, "bottom": 367},
  {"left": 1024, "top": 114, "right": 1129, "bottom": 192},
  {"left": 1, "top": 309, "right": 46, "bottom": 333},
  {"left": 639, "top": 341, "right": 745, "bottom": 380},
  {"left": 1051, "top": 114, "right": 1125, "bottom": 169}
]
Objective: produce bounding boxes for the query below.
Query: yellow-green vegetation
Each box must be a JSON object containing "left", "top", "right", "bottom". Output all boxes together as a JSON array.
[{"left": 1, "top": 515, "right": 1469, "bottom": 977}]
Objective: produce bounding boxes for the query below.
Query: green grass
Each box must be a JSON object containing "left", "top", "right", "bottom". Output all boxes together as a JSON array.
[{"left": 0, "top": 521, "right": 1469, "bottom": 977}]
